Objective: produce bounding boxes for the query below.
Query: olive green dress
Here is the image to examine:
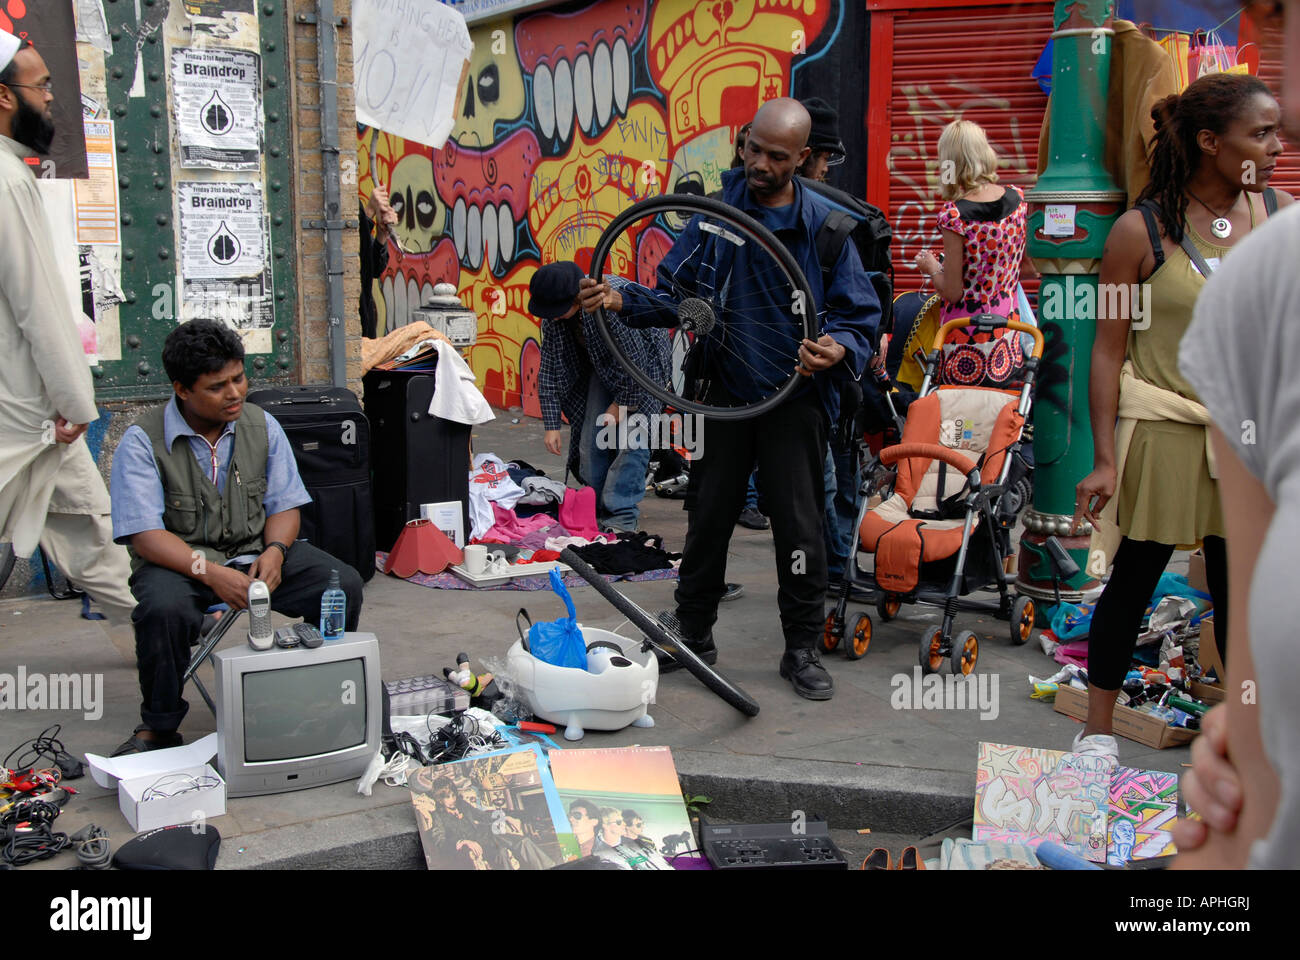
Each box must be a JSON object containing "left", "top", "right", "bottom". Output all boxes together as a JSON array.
[{"left": 1118, "top": 216, "right": 1248, "bottom": 546}]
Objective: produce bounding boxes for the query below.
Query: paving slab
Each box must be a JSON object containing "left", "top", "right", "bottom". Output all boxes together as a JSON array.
[{"left": 0, "top": 409, "right": 1192, "bottom": 869}]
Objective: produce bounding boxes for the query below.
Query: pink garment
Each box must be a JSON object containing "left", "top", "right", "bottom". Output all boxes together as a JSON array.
[
  {"left": 1053, "top": 639, "right": 1090, "bottom": 669},
  {"left": 480, "top": 502, "right": 566, "bottom": 545},
  {"left": 558, "top": 486, "right": 600, "bottom": 539},
  {"left": 544, "top": 535, "right": 611, "bottom": 551}
]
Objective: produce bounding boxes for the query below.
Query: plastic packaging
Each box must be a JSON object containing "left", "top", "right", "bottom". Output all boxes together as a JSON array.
[
  {"left": 320, "top": 568, "right": 346, "bottom": 640},
  {"left": 385, "top": 674, "right": 470, "bottom": 716},
  {"left": 528, "top": 568, "right": 587, "bottom": 670}
]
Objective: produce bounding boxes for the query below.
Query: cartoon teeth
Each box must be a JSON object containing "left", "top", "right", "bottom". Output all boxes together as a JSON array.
[
  {"left": 532, "top": 38, "right": 631, "bottom": 148},
  {"left": 450, "top": 198, "right": 518, "bottom": 274}
]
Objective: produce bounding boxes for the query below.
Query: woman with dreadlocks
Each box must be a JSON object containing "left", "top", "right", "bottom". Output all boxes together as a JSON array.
[{"left": 1069, "top": 71, "right": 1292, "bottom": 762}]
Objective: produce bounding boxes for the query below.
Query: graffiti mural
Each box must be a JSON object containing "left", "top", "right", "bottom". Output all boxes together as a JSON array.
[
  {"left": 1107, "top": 767, "right": 1178, "bottom": 865},
  {"left": 357, "top": 0, "right": 851, "bottom": 411}
]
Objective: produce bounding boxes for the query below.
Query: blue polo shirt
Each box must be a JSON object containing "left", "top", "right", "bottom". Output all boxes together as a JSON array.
[{"left": 110, "top": 397, "right": 311, "bottom": 545}]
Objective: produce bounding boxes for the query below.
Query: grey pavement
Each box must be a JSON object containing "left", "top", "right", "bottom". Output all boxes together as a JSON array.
[{"left": 0, "top": 409, "right": 1191, "bottom": 869}]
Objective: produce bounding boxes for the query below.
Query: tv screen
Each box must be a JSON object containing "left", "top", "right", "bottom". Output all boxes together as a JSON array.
[{"left": 242, "top": 658, "right": 368, "bottom": 762}]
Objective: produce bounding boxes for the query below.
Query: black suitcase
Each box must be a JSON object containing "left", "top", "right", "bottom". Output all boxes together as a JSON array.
[
  {"left": 245, "top": 384, "right": 376, "bottom": 581},
  {"left": 362, "top": 368, "right": 472, "bottom": 553}
]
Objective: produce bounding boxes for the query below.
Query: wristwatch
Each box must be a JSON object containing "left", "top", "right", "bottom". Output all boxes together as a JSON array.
[{"left": 266, "top": 541, "right": 290, "bottom": 561}]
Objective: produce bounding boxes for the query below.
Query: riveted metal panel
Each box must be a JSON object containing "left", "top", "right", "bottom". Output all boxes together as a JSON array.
[
  {"left": 91, "top": 0, "right": 297, "bottom": 399},
  {"left": 870, "top": 4, "right": 1054, "bottom": 295}
]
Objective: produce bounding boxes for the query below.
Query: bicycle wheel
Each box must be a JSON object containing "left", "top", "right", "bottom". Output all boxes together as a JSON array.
[
  {"left": 589, "top": 193, "right": 818, "bottom": 421},
  {"left": 558, "top": 547, "right": 760, "bottom": 717}
]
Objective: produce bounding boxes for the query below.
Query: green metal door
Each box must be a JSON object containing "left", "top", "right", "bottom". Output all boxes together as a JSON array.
[{"left": 91, "top": 0, "right": 297, "bottom": 400}]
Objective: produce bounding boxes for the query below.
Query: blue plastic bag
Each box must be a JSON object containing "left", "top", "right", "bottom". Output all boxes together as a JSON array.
[
  {"left": 1049, "top": 602, "right": 1095, "bottom": 642},
  {"left": 528, "top": 569, "right": 587, "bottom": 670}
]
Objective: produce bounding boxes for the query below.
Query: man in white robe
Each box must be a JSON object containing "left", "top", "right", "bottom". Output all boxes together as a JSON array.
[{"left": 0, "top": 30, "right": 134, "bottom": 622}]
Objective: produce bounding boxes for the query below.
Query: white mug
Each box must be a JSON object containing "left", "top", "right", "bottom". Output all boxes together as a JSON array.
[{"left": 463, "top": 544, "right": 488, "bottom": 575}]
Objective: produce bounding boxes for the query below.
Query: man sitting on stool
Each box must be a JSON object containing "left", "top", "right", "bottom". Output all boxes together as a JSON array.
[{"left": 108, "top": 319, "right": 364, "bottom": 755}]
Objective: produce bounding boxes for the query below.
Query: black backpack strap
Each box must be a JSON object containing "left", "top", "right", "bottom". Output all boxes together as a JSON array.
[
  {"left": 1136, "top": 200, "right": 1165, "bottom": 278},
  {"left": 1179, "top": 232, "right": 1216, "bottom": 280},
  {"left": 1264, "top": 187, "right": 1277, "bottom": 216},
  {"left": 815, "top": 209, "right": 857, "bottom": 292}
]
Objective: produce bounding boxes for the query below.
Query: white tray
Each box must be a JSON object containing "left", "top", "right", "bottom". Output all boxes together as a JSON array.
[{"left": 448, "top": 559, "right": 570, "bottom": 587}]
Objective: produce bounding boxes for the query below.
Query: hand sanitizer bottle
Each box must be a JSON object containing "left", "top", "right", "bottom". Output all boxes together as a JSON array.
[{"left": 320, "top": 569, "right": 346, "bottom": 641}]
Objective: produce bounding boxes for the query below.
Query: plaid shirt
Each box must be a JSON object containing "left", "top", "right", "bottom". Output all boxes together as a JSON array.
[{"left": 538, "top": 276, "right": 670, "bottom": 477}]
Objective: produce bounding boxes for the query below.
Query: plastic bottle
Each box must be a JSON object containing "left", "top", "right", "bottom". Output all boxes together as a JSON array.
[{"left": 320, "top": 569, "right": 346, "bottom": 641}]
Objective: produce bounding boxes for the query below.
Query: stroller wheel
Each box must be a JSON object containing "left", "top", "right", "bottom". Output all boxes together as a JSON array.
[
  {"left": 846, "top": 614, "right": 872, "bottom": 660},
  {"left": 951, "top": 631, "right": 979, "bottom": 675},
  {"left": 1010, "top": 595, "right": 1036, "bottom": 646},
  {"left": 822, "top": 613, "right": 844, "bottom": 654},
  {"left": 876, "top": 595, "right": 901, "bottom": 622},
  {"left": 918, "top": 626, "right": 944, "bottom": 675}
]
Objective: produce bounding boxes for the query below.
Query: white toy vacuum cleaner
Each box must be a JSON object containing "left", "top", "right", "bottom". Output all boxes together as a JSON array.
[{"left": 506, "top": 626, "right": 657, "bottom": 741}]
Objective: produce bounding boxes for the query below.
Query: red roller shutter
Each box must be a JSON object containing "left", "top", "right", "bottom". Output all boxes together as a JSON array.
[{"left": 867, "top": 2, "right": 1053, "bottom": 295}]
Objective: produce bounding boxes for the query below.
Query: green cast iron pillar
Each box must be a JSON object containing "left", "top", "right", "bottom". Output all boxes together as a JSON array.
[{"left": 1016, "top": 0, "right": 1127, "bottom": 610}]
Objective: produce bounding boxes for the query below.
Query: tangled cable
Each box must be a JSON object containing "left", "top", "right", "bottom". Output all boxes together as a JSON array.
[
  {"left": 0, "top": 797, "right": 70, "bottom": 867},
  {"left": 70, "top": 824, "right": 112, "bottom": 870},
  {"left": 3, "top": 725, "right": 84, "bottom": 780}
]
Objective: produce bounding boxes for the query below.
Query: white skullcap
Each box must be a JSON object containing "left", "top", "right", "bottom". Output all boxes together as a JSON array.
[{"left": 0, "top": 29, "right": 20, "bottom": 74}]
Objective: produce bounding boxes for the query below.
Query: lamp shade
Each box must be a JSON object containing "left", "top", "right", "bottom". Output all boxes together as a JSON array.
[{"left": 384, "top": 518, "right": 464, "bottom": 578}]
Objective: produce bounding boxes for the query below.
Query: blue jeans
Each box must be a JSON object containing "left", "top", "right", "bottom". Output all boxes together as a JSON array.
[
  {"left": 744, "top": 469, "right": 759, "bottom": 512},
  {"left": 577, "top": 376, "right": 650, "bottom": 532},
  {"left": 823, "top": 441, "right": 861, "bottom": 579}
]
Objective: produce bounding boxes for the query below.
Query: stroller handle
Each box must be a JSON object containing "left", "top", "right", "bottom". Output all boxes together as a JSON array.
[
  {"left": 931, "top": 315, "right": 1045, "bottom": 360},
  {"left": 880, "top": 442, "right": 980, "bottom": 484}
]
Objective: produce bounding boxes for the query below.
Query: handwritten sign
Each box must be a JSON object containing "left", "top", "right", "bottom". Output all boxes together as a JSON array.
[
  {"left": 1044, "top": 204, "right": 1077, "bottom": 237},
  {"left": 354, "top": 0, "right": 473, "bottom": 149}
]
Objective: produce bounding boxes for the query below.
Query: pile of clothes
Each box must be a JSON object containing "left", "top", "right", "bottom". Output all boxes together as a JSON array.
[{"left": 467, "top": 454, "right": 679, "bottom": 576}]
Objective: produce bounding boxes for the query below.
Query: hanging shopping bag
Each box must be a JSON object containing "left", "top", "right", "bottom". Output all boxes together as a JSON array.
[
  {"left": 526, "top": 568, "right": 588, "bottom": 670},
  {"left": 1157, "top": 32, "right": 1191, "bottom": 92},
  {"left": 1189, "top": 29, "right": 1246, "bottom": 79}
]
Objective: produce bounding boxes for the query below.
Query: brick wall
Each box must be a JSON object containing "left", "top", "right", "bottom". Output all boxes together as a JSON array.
[{"left": 291, "top": 0, "right": 363, "bottom": 393}]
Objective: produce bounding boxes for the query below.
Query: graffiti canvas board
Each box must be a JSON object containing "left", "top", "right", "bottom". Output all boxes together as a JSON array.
[
  {"left": 973, "top": 742, "right": 1114, "bottom": 862},
  {"left": 1107, "top": 766, "right": 1178, "bottom": 865},
  {"left": 171, "top": 48, "right": 263, "bottom": 170}
]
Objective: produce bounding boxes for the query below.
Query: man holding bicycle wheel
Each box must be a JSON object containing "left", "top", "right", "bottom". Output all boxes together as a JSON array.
[{"left": 578, "top": 99, "right": 880, "bottom": 701}]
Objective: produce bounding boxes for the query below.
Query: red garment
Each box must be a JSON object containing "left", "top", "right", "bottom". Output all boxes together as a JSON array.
[{"left": 517, "top": 549, "right": 562, "bottom": 564}]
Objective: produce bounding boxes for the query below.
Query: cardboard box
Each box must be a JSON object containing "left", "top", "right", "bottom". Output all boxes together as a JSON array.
[
  {"left": 1053, "top": 683, "right": 1197, "bottom": 749},
  {"left": 1189, "top": 680, "right": 1225, "bottom": 705},
  {"left": 1187, "top": 548, "right": 1207, "bottom": 595},
  {"left": 1198, "top": 616, "right": 1224, "bottom": 684},
  {"left": 118, "top": 762, "right": 226, "bottom": 833}
]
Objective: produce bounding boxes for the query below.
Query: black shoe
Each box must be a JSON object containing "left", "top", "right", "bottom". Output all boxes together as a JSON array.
[
  {"left": 111, "top": 725, "right": 184, "bottom": 757},
  {"left": 720, "top": 582, "right": 744, "bottom": 602},
  {"left": 654, "top": 611, "right": 718, "bottom": 673},
  {"left": 780, "top": 648, "right": 834, "bottom": 701},
  {"left": 736, "top": 507, "right": 770, "bottom": 530}
]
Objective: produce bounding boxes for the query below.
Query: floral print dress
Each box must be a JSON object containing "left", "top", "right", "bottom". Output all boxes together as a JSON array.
[{"left": 933, "top": 185, "right": 1028, "bottom": 386}]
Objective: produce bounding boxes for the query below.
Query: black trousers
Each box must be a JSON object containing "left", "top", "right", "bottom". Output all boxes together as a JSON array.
[
  {"left": 129, "top": 542, "right": 364, "bottom": 733},
  {"left": 1087, "top": 535, "right": 1227, "bottom": 690},
  {"left": 675, "top": 388, "right": 829, "bottom": 650}
]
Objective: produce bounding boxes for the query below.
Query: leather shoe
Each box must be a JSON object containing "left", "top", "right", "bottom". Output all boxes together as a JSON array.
[
  {"left": 861, "top": 847, "right": 891, "bottom": 870},
  {"left": 654, "top": 611, "right": 718, "bottom": 674},
  {"left": 779, "top": 648, "right": 834, "bottom": 700},
  {"left": 111, "top": 725, "right": 184, "bottom": 757},
  {"left": 896, "top": 846, "right": 925, "bottom": 870},
  {"left": 736, "top": 507, "right": 770, "bottom": 530}
]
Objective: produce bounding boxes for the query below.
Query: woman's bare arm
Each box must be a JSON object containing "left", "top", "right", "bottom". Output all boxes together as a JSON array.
[{"left": 1172, "top": 427, "right": 1280, "bottom": 869}]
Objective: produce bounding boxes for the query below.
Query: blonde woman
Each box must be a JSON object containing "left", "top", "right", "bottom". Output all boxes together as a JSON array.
[{"left": 914, "top": 120, "right": 1034, "bottom": 386}]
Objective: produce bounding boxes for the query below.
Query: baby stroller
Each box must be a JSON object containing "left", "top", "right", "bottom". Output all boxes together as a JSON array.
[{"left": 822, "top": 314, "right": 1043, "bottom": 675}]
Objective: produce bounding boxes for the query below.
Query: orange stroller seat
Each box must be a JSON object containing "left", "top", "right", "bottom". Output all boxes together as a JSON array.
[{"left": 860, "top": 386, "right": 1025, "bottom": 594}]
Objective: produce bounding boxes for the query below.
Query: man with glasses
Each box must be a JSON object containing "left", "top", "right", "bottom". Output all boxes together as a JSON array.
[{"left": 0, "top": 29, "right": 136, "bottom": 623}]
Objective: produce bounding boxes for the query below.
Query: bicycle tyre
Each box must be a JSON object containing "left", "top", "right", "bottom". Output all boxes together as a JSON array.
[
  {"left": 558, "top": 547, "right": 760, "bottom": 717},
  {"left": 589, "top": 193, "right": 817, "bottom": 422}
]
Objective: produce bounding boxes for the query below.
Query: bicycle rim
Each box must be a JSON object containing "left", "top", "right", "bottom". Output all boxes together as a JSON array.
[
  {"left": 589, "top": 193, "right": 817, "bottom": 422},
  {"left": 558, "top": 548, "right": 760, "bottom": 717}
]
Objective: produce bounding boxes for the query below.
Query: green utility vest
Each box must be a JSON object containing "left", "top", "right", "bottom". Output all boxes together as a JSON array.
[{"left": 129, "top": 401, "right": 271, "bottom": 572}]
